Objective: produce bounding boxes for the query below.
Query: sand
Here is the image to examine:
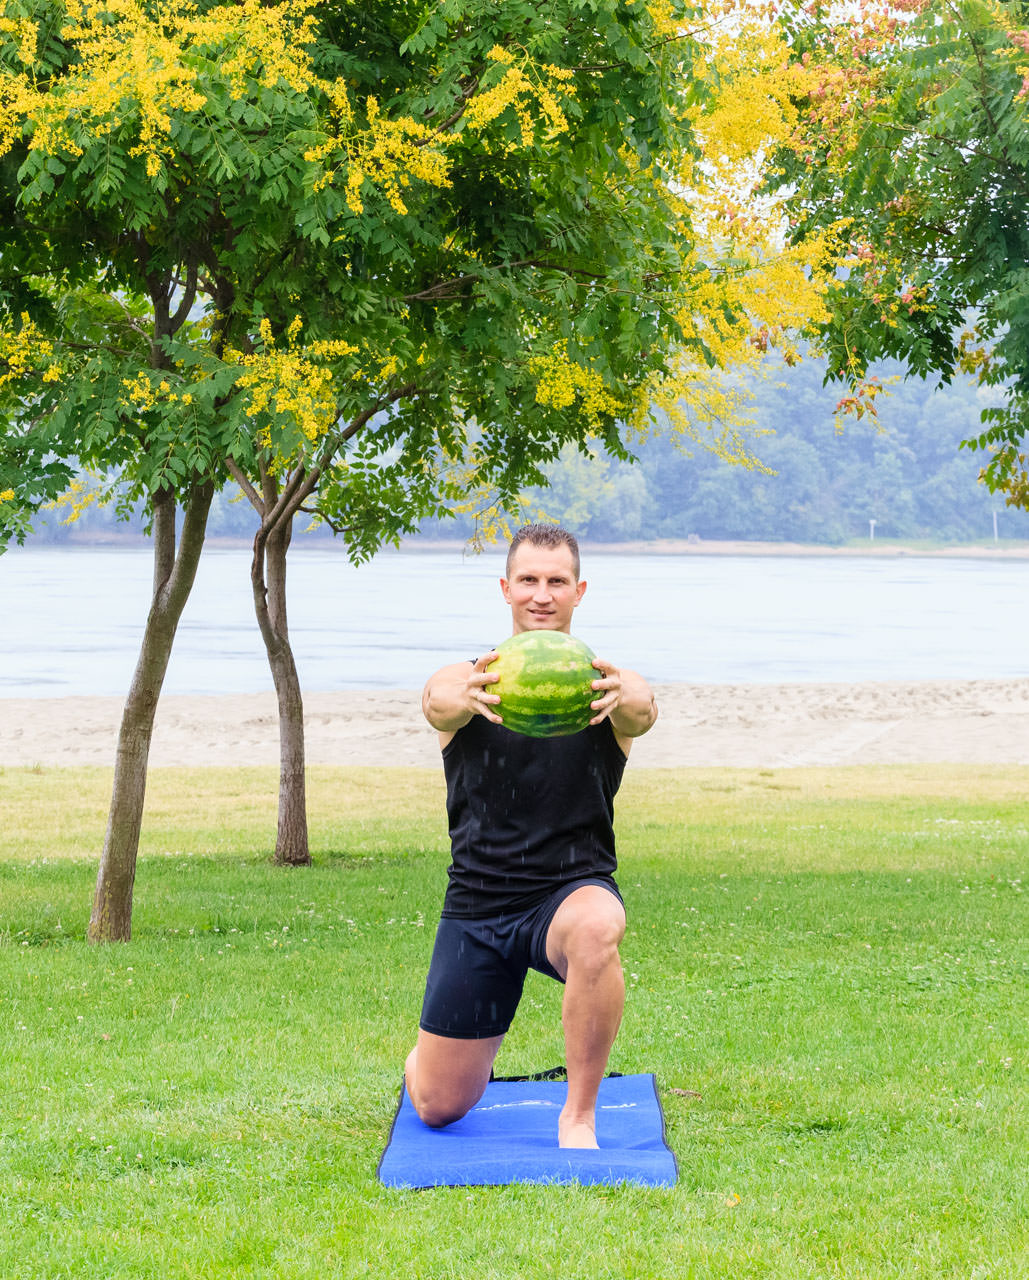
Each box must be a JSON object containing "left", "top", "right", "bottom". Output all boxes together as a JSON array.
[{"left": 3, "top": 679, "right": 1029, "bottom": 769}]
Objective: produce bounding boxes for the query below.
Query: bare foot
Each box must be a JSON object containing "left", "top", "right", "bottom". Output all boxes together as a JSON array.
[{"left": 559, "top": 1118, "right": 598, "bottom": 1149}]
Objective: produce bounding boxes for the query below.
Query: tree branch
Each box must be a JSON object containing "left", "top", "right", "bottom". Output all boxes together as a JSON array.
[
  {"left": 52, "top": 338, "right": 141, "bottom": 361},
  {"left": 259, "top": 453, "right": 281, "bottom": 514},
  {"left": 169, "top": 255, "right": 200, "bottom": 333},
  {"left": 298, "top": 502, "right": 344, "bottom": 533},
  {"left": 404, "top": 253, "right": 634, "bottom": 305},
  {"left": 404, "top": 273, "right": 480, "bottom": 302},
  {"left": 225, "top": 457, "right": 265, "bottom": 513},
  {"left": 527, "top": 258, "right": 609, "bottom": 282},
  {"left": 260, "top": 382, "right": 422, "bottom": 540},
  {"left": 415, "top": 74, "right": 480, "bottom": 141}
]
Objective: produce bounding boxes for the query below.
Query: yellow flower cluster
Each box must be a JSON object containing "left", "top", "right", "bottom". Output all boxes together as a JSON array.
[
  {"left": 640, "top": 355, "right": 771, "bottom": 469},
  {"left": 610, "top": 4, "right": 841, "bottom": 471},
  {"left": 357, "top": 96, "right": 454, "bottom": 215},
  {"left": 629, "top": 212, "right": 837, "bottom": 468},
  {"left": 691, "top": 26, "right": 812, "bottom": 165},
  {"left": 671, "top": 13, "right": 824, "bottom": 255},
  {"left": 0, "top": 314, "right": 60, "bottom": 390},
  {"left": 119, "top": 369, "right": 200, "bottom": 412},
  {"left": 121, "top": 318, "right": 360, "bottom": 457},
  {"left": 2, "top": 7, "right": 579, "bottom": 206},
  {"left": 644, "top": 0, "right": 678, "bottom": 37},
  {"left": 0, "top": 0, "right": 321, "bottom": 175},
  {"left": 0, "top": 15, "right": 37, "bottom": 64},
  {"left": 46, "top": 476, "right": 103, "bottom": 525},
  {"left": 439, "top": 444, "right": 548, "bottom": 551},
  {"left": 987, "top": 446, "right": 1029, "bottom": 510},
  {"left": 307, "top": 94, "right": 455, "bottom": 213},
  {"left": 0, "top": 487, "right": 15, "bottom": 503},
  {"left": 527, "top": 341, "right": 622, "bottom": 425},
  {"left": 228, "top": 317, "right": 359, "bottom": 453},
  {"left": 956, "top": 329, "right": 992, "bottom": 377},
  {"left": 208, "top": 0, "right": 319, "bottom": 98},
  {"left": 119, "top": 370, "right": 163, "bottom": 411},
  {"left": 464, "top": 47, "right": 575, "bottom": 149},
  {"left": 302, "top": 43, "right": 575, "bottom": 209}
]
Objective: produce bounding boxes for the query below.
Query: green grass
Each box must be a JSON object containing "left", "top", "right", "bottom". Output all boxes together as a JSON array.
[{"left": 2, "top": 765, "right": 1027, "bottom": 1279}]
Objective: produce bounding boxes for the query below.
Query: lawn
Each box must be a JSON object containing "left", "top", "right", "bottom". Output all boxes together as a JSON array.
[{"left": 2, "top": 764, "right": 1027, "bottom": 1279}]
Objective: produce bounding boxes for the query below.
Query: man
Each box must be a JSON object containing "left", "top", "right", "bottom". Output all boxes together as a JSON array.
[{"left": 405, "top": 524, "right": 657, "bottom": 1148}]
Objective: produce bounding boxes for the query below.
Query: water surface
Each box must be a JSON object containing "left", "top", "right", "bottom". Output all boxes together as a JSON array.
[{"left": 0, "top": 546, "right": 1024, "bottom": 696}]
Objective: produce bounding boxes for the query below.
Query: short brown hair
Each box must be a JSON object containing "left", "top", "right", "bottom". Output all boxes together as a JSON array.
[{"left": 506, "top": 524, "right": 580, "bottom": 579}]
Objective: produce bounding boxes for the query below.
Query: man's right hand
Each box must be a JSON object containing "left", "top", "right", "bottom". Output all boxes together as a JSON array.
[
  {"left": 422, "top": 652, "right": 502, "bottom": 732},
  {"left": 463, "top": 651, "right": 502, "bottom": 724}
]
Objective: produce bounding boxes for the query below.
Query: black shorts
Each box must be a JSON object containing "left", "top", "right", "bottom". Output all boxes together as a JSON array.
[{"left": 418, "top": 877, "right": 623, "bottom": 1040}]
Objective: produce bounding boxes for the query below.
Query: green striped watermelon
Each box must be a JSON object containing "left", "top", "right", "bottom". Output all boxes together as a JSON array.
[{"left": 492, "top": 631, "right": 597, "bottom": 738}]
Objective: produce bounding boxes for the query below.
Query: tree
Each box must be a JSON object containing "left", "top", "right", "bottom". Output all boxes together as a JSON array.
[
  {"left": 211, "top": 0, "right": 842, "bottom": 869},
  {"left": 775, "top": 0, "right": 1029, "bottom": 505},
  {"left": 1, "top": 0, "right": 834, "bottom": 937},
  {"left": 0, "top": 0, "right": 311, "bottom": 935}
]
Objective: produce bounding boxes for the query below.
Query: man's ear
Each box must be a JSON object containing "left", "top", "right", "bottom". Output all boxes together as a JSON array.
[
  {"left": 500, "top": 576, "right": 511, "bottom": 603},
  {"left": 574, "top": 578, "right": 587, "bottom": 606}
]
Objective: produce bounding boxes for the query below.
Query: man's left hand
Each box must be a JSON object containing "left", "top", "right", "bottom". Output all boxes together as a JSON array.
[
  {"left": 588, "top": 657, "right": 658, "bottom": 738},
  {"left": 588, "top": 657, "right": 622, "bottom": 726}
]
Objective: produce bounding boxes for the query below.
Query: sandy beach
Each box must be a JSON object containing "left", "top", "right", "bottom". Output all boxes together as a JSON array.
[{"left": 3, "top": 679, "right": 1029, "bottom": 769}]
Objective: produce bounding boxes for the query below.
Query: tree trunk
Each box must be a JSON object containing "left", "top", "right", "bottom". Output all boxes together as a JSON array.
[
  {"left": 252, "top": 509, "right": 311, "bottom": 867},
  {"left": 88, "top": 483, "right": 213, "bottom": 942}
]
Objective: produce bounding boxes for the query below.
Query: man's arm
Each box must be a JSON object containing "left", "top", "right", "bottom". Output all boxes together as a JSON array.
[
  {"left": 422, "top": 652, "right": 501, "bottom": 733},
  {"left": 589, "top": 659, "right": 658, "bottom": 743}
]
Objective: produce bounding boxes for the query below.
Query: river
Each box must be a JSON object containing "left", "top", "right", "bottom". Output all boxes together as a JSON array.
[{"left": 0, "top": 545, "right": 1025, "bottom": 696}]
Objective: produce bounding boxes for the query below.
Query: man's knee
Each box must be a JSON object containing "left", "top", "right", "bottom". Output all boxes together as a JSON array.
[
  {"left": 405, "top": 1032, "right": 499, "bottom": 1128},
  {"left": 411, "top": 1090, "right": 475, "bottom": 1129},
  {"left": 547, "top": 887, "right": 625, "bottom": 977},
  {"left": 407, "top": 1066, "right": 488, "bottom": 1128},
  {"left": 567, "top": 915, "right": 623, "bottom": 969}
]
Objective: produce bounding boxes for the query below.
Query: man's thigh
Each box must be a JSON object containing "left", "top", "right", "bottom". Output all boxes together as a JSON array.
[
  {"left": 419, "top": 915, "right": 526, "bottom": 1038},
  {"left": 544, "top": 883, "right": 626, "bottom": 980}
]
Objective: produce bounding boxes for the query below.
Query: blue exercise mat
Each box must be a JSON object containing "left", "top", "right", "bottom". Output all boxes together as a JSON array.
[{"left": 378, "top": 1072, "right": 678, "bottom": 1189}]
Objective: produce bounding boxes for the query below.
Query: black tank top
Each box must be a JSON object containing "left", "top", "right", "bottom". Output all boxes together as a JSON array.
[{"left": 441, "top": 716, "right": 627, "bottom": 917}]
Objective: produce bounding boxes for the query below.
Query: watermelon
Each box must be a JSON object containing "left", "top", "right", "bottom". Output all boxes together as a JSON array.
[{"left": 492, "top": 630, "right": 597, "bottom": 738}]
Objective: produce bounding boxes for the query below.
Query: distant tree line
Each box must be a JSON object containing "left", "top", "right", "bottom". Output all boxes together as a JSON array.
[
  {"left": 29, "top": 357, "right": 1029, "bottom": 547},
  {"left": 439, "top": 357, "right": 1029, "bottom": 544}
]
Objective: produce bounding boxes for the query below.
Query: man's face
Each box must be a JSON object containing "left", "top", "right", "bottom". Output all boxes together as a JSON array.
[{"left": 501, "top": 543, "right": 587, "bottom": 634}]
